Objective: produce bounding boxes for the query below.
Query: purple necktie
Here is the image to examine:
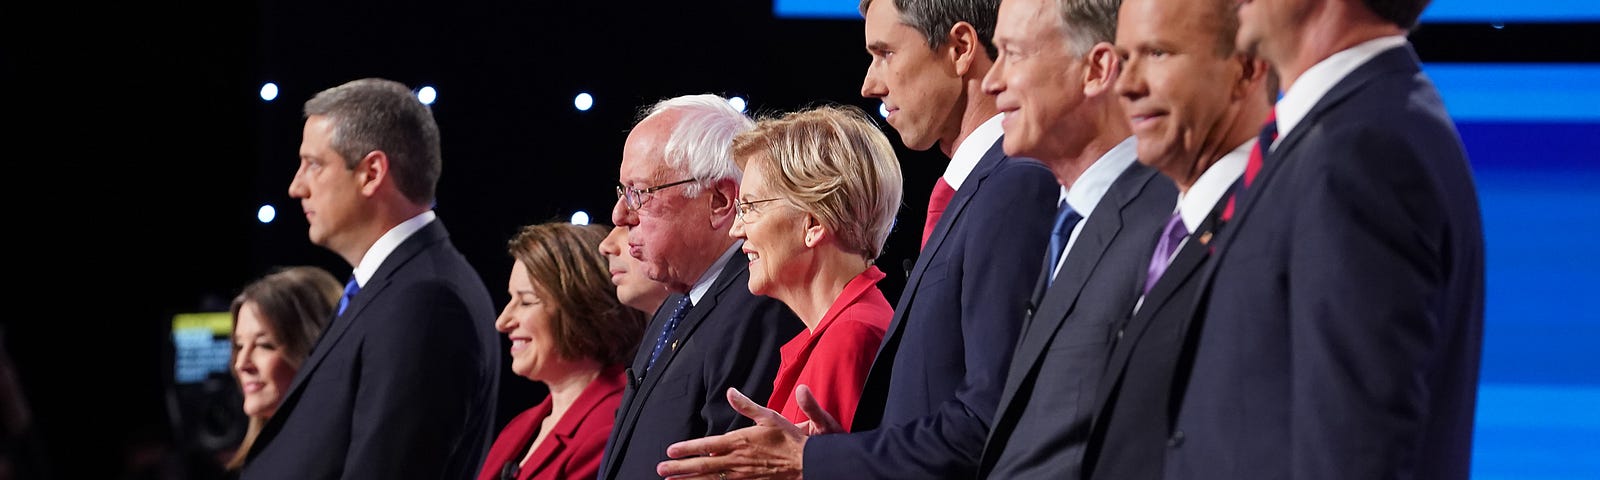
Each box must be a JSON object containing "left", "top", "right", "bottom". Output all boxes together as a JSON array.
[{"left": 1144, "top": 213, "right": 1188, "bottom": 294}]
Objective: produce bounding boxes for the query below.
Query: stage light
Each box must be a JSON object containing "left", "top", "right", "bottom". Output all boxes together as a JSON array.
[
  {"left": 729, "top": 96, "right": 747, "bottom": 113},
  {"left": 417, "top": 86, "right": 438, "bottom": 105},
  {"left": 259, "top": 83, "right": 279, "bottom": 102},
  {"left": 575, "top": 92, "right": 594, "bottom": 111},
  {"left": 257, "top": 204, "right": 276, "bottom": 223},
  {"left": 571, "top": 211, "right": 591, "bottom": 225},
  {"left": 879, "top": 102, "right": 889, "bottom": 119}
]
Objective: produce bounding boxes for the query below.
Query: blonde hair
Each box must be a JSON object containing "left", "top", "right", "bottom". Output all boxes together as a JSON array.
[{"left": 731, "top": 105, "right": 905, "bottom": 260}]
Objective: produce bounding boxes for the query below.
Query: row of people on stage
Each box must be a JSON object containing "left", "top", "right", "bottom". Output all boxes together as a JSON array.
[{"left": 225, "top": 0, "right": 1484, "bottom": 478}]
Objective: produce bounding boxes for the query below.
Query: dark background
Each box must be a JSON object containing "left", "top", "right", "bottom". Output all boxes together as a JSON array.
[{"left": 3, "top": 1, "right": 1595, "bottom": 479}]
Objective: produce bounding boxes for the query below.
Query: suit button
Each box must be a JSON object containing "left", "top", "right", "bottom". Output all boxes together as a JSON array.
[
  {"left": 1116, "top": 329, "right": 1124, "bottom": 339},
  {"left": 1168, "top": 430, "right": 1185, "bottom": 447}
]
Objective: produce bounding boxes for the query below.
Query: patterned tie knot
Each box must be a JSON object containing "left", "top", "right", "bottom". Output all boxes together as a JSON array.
[{"left": 646, "top": 296, "right": 693, "bottom": 372}]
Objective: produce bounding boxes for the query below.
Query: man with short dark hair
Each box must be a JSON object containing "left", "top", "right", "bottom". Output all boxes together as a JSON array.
[
  {"left": 653, "top": 0, "right": 1060, "bottom": 478},
  {"left": 1169, "top": 0, "right": 1485, "bottom": 477},
  {"left": 242, "top": 77, "right": 500, "bottom": 480},
  {"left": 975, "top": 0, "right": 1183, "bottom": 477},
  {"left": 1080, "top": 0, "right": 1274, "bottom": 477}
]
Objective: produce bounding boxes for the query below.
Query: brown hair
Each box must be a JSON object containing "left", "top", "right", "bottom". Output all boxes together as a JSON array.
[
  {"left": 226, "top": 265, "right": 342, "bottom": 470},
  {"left": 507, "top": 222, "right": 648, "bottom": 366}
]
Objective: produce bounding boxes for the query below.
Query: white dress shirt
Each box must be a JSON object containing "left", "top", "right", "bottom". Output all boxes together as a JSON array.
[
  {"left": 351, "top": 210, "right": 437, "bottom": 287},
  {"left": 1273, "top": 35, "right": 1409, "bottom": 150}
]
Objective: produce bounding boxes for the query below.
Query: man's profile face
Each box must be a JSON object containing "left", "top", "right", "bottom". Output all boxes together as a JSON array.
[
  {"left": 1116, "top": 0, "right": 1245, "bottom": 170},
  {"left": 290, "top": 115, "right": 365, "bottom": 254},
  {"left": 984, "top": 0, "right": 1088, "bottom": 160},
  {"left": 611, "top": 113, "right": 709, "bottom": 293},
  {"left": 861, "top": 0, "right": 963, "bottom": 152}
]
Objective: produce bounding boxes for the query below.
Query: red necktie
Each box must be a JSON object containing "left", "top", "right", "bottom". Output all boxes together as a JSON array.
[
  {"left": 1223, "top": 109, "right": 1278, "bottom": 221},
  {"left": 922, "top": 178, "right": 956, "bottom": 249}
]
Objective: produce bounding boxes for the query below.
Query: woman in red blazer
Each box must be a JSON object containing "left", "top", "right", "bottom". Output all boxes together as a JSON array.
[
  {"left": 727, "top": 105, "right": 904, "bottom": 431},
  {"left": 480, "top": 223, "right": 648, "bottom": 480}
]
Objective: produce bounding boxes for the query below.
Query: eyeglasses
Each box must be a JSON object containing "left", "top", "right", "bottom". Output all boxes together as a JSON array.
[
  {"left": 616, "top": 178, "right": 697, "bottom": 211},
  {"left": 734, "top": 198, "right": 784, "bottom": 222}
]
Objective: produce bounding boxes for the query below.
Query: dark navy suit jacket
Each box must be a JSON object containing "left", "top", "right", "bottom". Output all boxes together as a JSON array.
[
  {"left": 804, "top": 139, "right": 1059, "bottom": 479},
  {"left": 1083, "top": 191, "right": 1228, "bottom": 480},
  {"left": 1166, "top": 44, "right": 1484, "bottom": 480},
  {"left": 596, "top": 248, "right": 802, "bottom": 480},
  {"left": 979, "top": 162, "right": 1177, "bottom": 479},
  {"left": 242, "top": 219, "right": 501, "bottom": 480}
]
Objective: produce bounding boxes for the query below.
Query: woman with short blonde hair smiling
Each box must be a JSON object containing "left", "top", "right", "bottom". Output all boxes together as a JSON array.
[{"left": 728, "top": 104, "right": 903, "bottom": 430}]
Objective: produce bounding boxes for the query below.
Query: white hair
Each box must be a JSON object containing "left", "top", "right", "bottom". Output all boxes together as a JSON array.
[{"left": 640, "top": 94, "right": 755, "bottom": 197}]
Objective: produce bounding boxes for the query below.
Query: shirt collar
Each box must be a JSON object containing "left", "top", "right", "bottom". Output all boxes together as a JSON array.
[
  {"left": 1176, "top": 139, "right": 1252, "bottom": 232},
  {"left": 942, "top": 113, "right": 1006, "bottom": 191},
  {"left": 352, "top": 210, "right": 437, "bottom": 287},
  {"left": 1065, "top": 136, "right": 1139, "bottom": 218},
  {"left": 1274, "top": 35, "right": 1408, "bottom": 149},
  {"left": 688, "top": 239, "right": 743, "bottom": 305}
]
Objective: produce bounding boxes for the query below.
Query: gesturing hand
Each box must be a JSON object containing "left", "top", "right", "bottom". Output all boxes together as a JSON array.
[
  {"left": 791, "top": 385, "right": 844, "bottom": 436},
  {"left": 657, "top": 387, "right": 807, "bottom": 480}
]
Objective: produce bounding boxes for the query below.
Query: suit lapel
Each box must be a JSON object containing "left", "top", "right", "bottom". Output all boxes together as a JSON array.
[
  {"left": 993, "top": 164, "right": 1154, "bottom": 421},
  {"left": 1197, "top": 45, "right": 1423, "bottom": 301},
  {"left": 1094, "top": 213, "right": 1215, "bottom": 414},
  {"left": 250, "top": 219, "right": 450, "bottom": 456},
  {"left": 603, "top": 252, "right": 745, "bottom": 470},
  {"left": 636, "top": 254, "right": 743, "bottom": 394},
  {"left": 603, "top": 294, "right": 682, "bottom": 476},
  {"left": 868, "top": 142, "right": 1008, "bottom": 374}
]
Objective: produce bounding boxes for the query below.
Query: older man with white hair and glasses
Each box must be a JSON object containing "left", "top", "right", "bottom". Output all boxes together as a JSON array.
[{"left": 596, "top": 94, "right": 803, "bottom": 480}]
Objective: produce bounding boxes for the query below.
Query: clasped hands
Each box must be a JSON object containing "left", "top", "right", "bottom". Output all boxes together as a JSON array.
[{"left": 656, "top": 385, "right": 842, "bottom": 480}]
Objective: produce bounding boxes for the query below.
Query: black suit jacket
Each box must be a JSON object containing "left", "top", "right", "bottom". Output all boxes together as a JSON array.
[
  {"left": 978, "top": 162, "right": 1178, "bottom": 479},
  {"left": 803, "top": 139, "right": 1059, "bottom": 479},
  {"left": 1166, "top": 44, "right": 1485, "bottom": 480},
  {"left": 1083, "top": 193, "right": 1229, "bottom": 480},
  {"left": 596, "top": 248, "right": 801, "bottom": 480},
  {"left": 242, "top": 219, "right": 501, "bottom": 480}
]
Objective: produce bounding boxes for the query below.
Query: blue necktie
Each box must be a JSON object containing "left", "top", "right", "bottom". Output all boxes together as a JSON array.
[
  {"left": 1046, "top": 201, "right": 1084, "bottom": 287},
  {"left": 337, "top": 275, "right": 360, "bottom": 316},
  {"left": 646, "top": 296, "right": 693, "bottom": 372}
]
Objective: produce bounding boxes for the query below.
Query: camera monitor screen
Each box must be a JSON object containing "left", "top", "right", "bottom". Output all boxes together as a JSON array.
[{"left": 172, "top": 312, "right": 233, "bottom": 384}]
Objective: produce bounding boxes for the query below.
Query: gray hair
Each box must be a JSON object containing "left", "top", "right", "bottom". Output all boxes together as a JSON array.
[
  {"left": 637, "top": 94, "right": 755, "bottom": 198},
  {"left": 303, "top": 78, "right": 442, "bottom": 206},
  {"left": 860, "top": 0, "right": 1002, "bottom": 59},
  {"left": 1057, "top": 0, "right": 1121, "bottom": 56}
]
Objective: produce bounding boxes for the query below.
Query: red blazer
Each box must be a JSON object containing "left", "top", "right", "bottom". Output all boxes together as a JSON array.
[
  {"left": 478, "top": 364, "right": 626, "bottom": 480},
  {"left": 766, "top": 266, "right": 892, "bottom": 431}
]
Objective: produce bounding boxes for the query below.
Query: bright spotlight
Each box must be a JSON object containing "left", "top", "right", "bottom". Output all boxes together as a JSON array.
[
  {"left": 259, "top": 83, "right": 279, "bottom": 101},
  {"left": 257, "top": 204, "right": 277, "bottom": 223},
  {"left": 729, "top": 96, "right": 747, "bottom": 113},
  {"left": 571, "top": 211, "right": 591, "bottom": 225},
  {"left": 879, "top": 102, "right": 890, "bottom": 118},
  {"left": 575, "top": 92, "right": 594, "bottom": 111},
  {"left": 417, "top": 86, "right": 438, "bottom": 105}
]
